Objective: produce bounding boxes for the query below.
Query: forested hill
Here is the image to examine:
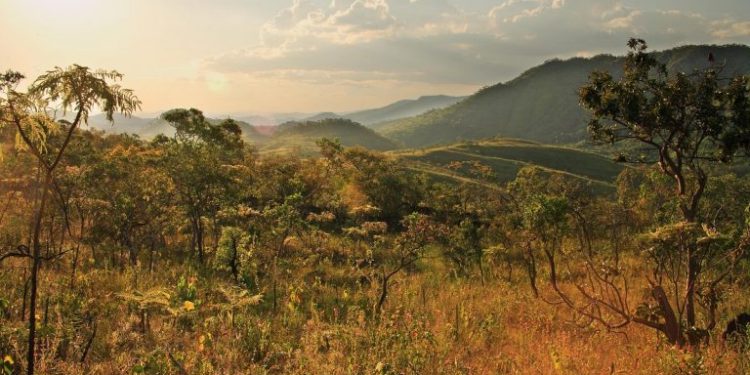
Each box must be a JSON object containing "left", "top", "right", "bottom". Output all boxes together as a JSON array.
[
  {"left": 260, "top": 118, "right": 398, "bottom": 154},
  {"left": 378, "top": 44, "right": 750, "bottom": 147}
]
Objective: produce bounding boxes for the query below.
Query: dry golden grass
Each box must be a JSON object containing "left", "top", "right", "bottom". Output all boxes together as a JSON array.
[{"left": 1, "top": 255, "right": 748, "bottom": 374}]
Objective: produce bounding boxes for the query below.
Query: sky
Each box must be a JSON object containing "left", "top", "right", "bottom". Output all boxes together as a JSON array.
[{"left": 2, "top": 0, "right": 749, "bottom": 115}]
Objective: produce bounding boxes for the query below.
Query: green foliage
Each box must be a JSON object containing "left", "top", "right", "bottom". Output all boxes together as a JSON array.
[
  {"left": 215, "top": 227, "right": 253, "bottom": 281},
  {"left": 174, "top": 276, "right": 198, "bottom": 305},
  {"left": 522, "top": 195, "right": 570, "bottom": 234},
  {"left": 161, "top": 108, "right": 243, "bottom": 150},
  {"left": 325, "top": 146, "right": 426, "bottom": 225},
  {"left": 581, "top": 39, "right": 750, "bottom": 165}
]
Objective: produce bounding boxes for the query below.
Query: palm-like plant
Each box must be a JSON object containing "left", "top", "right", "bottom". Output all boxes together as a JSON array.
[
  {"left": 117, "top": 288, "right": 173, "bottom": 333},
  {"left": 0, "top": 65, "right": 140, "bottom": 374}
]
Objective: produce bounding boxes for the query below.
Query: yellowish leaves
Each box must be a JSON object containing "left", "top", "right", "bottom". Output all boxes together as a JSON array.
[
  {"left": 2, "top": 355, "right": 12, "bottom": 365},
  {"left": 16, "top": 112, "right": 60, "bottom": 154},
  {"left": 217, "top": 286, "right": 262, "bottom": 310},
  {"left": 116, "top": 288, "right": 172, "bottom": 312},
  {"left": 183, "top": 301, "right": 195, "bottom": 312}
]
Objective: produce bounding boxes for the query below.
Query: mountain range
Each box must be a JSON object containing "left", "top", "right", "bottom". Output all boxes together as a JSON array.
[
  {"left": 76, "top": 44, "right": 750, "bottom": 154},
  {"left": 301, "top": 95, "right": 466, "bottom": 126},
  {"left": 77, "top": 94, "right": 465, "bottom": 142},
  {"left": 378, "top": 44, "right": 750, "bottom": 147}
]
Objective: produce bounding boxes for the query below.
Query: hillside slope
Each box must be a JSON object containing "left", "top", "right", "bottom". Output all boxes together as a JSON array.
[
  {"left": 379, "top": 44, "right": 750, "bottom": 147},
  {"left": 397, "top": 139, "right": 624, "bottom": 191},
  {"left": 348, "top": 95, "right": 466, "bottom": 126}
]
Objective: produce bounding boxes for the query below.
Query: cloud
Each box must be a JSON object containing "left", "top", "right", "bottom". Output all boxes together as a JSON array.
[
  {"left": 204, "top": 0, "right": 750, "bottom": 90},
  {"left": 601, "top": 9, "right": 708, "bottom": 39},
  {"left": 489, "top": 0, "right": 565, "bottom": 25},
  {"left": 712, "top": 20, "right": 750, "bottom": 39},
  {"left": 258, "top": 0, "right": 398, "bottom": 49},
  {"left": 604, "top": 10, "right": 642, "bottom": 30}
]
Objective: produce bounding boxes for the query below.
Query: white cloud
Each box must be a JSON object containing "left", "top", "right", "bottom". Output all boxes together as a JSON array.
[
  {"left": 204, "top": 0, "right": 750, "bottom": 89},
  {"left": 712, "top": 20, "right": 750, "bottom": 39},
  {"left": 604, "top": 10, "right": 641, "bottom": 30},
  {"left": 257, "top": 0, "right": 398, "bottom": 50},
  {"left": 489, "top": 0, "right": 565, "bottom": 25}
]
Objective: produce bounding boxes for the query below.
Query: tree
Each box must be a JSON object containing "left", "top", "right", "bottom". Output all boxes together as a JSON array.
[
  {"left": 319, "top": 142, "right": 425, "bottom": 227},
  {"left": 374, "top": 213, "right": 435, "bottom": 313},
  {"left": 571, "top": 39, "right": 750, "bottom": 345},
  {"left": 86, "top": 141, "right": 173, "bottom": 266},
  {"left": 504, "top": 166, "right": 593, "bottom": 297},
  {"left": 0, "top": 65, "right": 139, "bottom": 374},
  {"left": 157, "top": 108, "right": 244, "bottom": 262}
]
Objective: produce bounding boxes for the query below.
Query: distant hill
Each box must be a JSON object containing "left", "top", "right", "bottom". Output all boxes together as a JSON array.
[
  {"left": 379, "top": 44, "right": 750, "bottom": 148},
  {"left": 300, "top": 95, "right": 466, "bottom": 126},
  {"left": 347, "top": 95, "right": 466, "bottom": 126},
  {"left": 397, "top": 138, "right": 624, "bottom": 192},
  {"left": 261, "top": 118, "right": 398, "bottom": 155},
  {"left": 303, "top": 112, "right": 343, "bottom": 122},
  {"left": 235, "top": 113, "right": 312, "bottom": 126}
]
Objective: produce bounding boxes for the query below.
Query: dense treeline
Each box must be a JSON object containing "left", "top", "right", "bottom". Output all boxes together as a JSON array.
[{"left": 1, "top": 41, "right": 750, "bottom": 374}]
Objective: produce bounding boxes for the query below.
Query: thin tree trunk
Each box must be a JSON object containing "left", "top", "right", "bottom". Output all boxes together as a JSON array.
[
  {"left": 376, "top": 270, "right": 390, "bottom": 313},
  {"left": 21, "top": 273, "right": 29, "bottom": 322},
  {"left": 70, "top": 216, "right": 85, "bottom": 289},
  {"left": 27, "top": 172, "right": 52, "bottom": 375},
  {"left": 686, "top": 249, "right": 699, "bottom": 327}
]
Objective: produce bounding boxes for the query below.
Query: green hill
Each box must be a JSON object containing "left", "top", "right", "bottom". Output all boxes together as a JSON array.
[
  {"left": 396, "top": 139, "right": 625, "bottom": 191},
  {"left": 261, "top": 118, "right": 398, "bottom": 155},
  {"left": 379, "top": 44, "right": 750, "bottom": 147}
]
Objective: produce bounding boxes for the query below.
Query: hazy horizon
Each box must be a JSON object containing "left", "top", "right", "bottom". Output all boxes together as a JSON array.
[{"left": 3, "top": 0, "right": 749, "bottom": 115}]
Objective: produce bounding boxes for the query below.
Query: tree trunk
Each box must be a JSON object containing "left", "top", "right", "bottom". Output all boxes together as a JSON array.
[
  {"left": 652, "top": 286, "right": 684, "bottom": 345},
  {"left": 70, "top": 216, "right": 85, "bottom": 289},
  {"left": 524, "top": 242, "right": 539, "bottom": 298},
  {"left": 27, "top": 172, "right": 52, "bottom": 375},
  {"left": 376, "top": 272, "right": 389, "bottom": 313},
  {"left": 686, "top": 248, "right": 700, "bottom": 328},
  {"left": 197, "top": 220, "right": 204, "bottom": 262}
]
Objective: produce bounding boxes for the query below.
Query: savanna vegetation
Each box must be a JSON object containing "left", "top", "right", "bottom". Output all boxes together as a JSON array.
[{"left": 1, "top": 40, "right": 750, "bottom": 375}]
